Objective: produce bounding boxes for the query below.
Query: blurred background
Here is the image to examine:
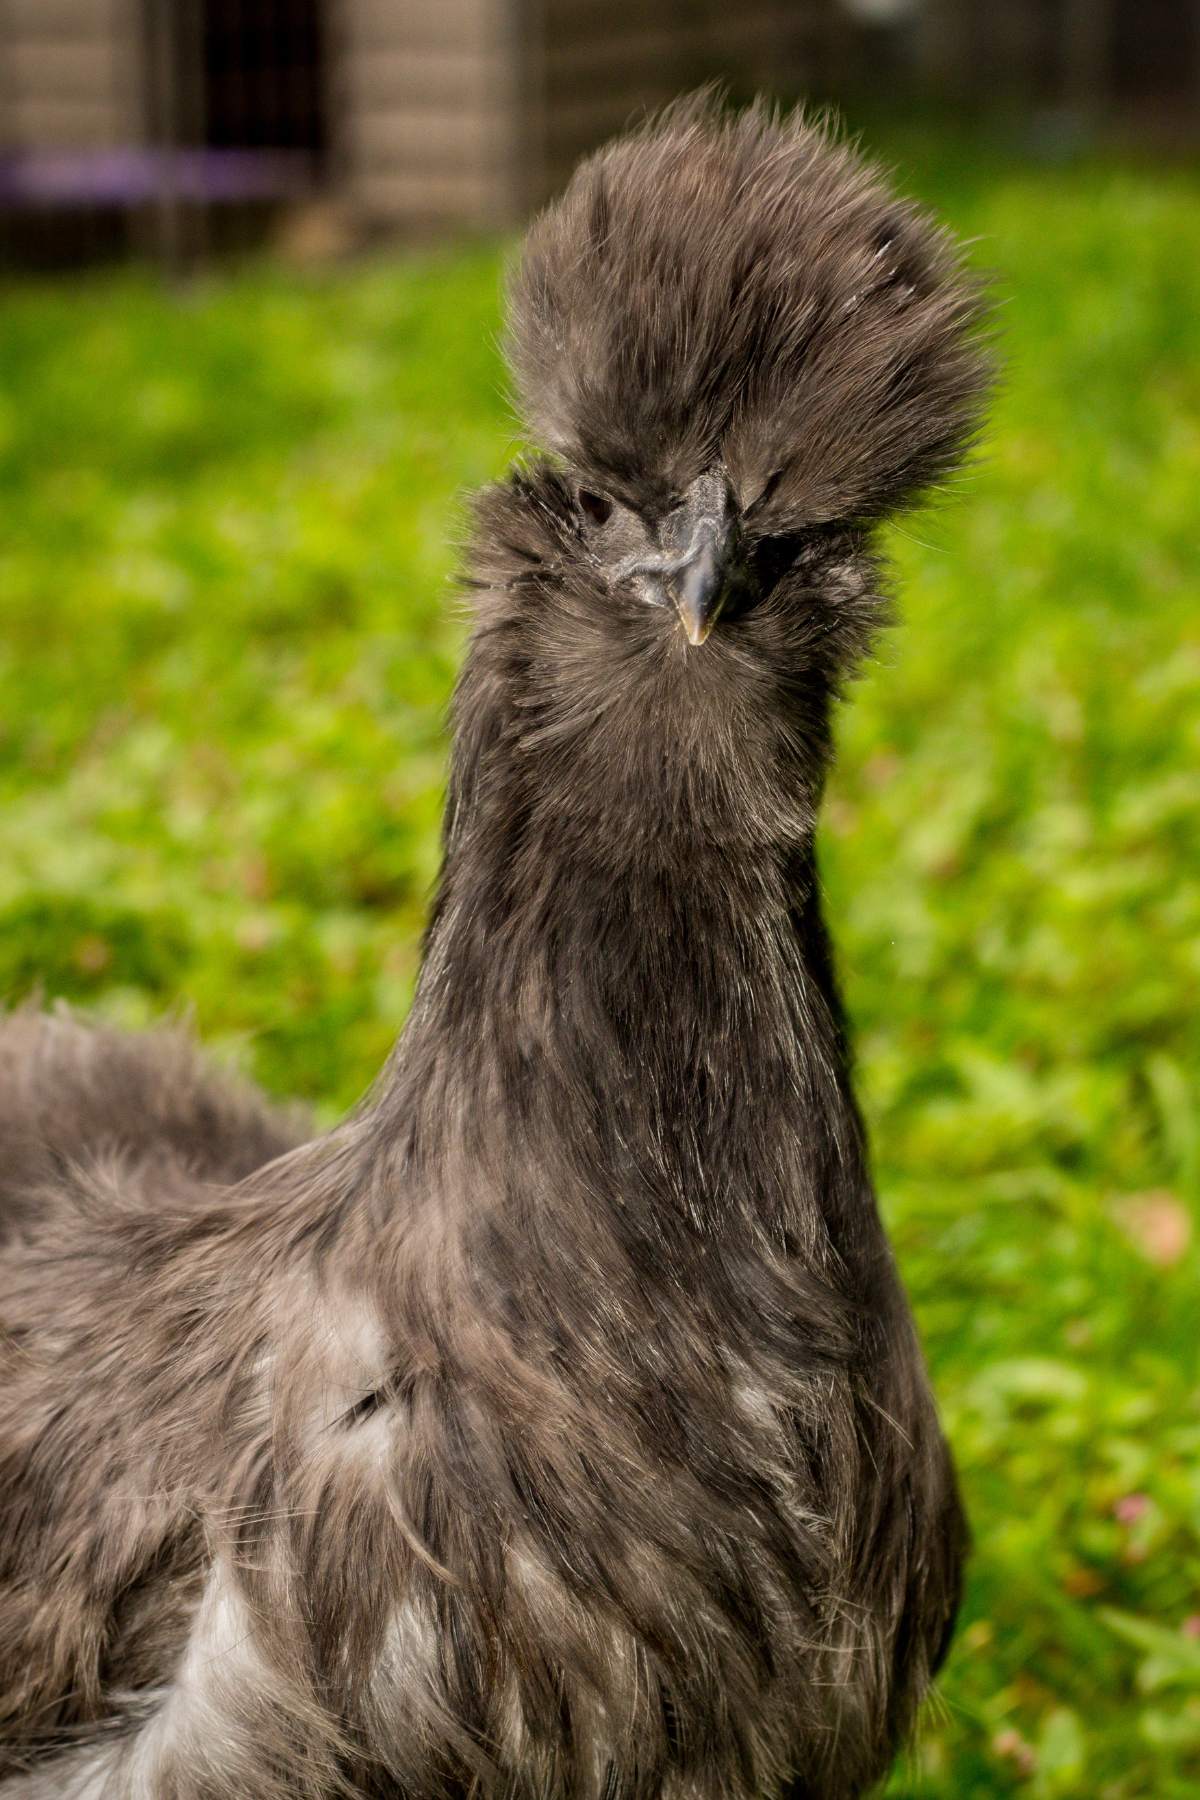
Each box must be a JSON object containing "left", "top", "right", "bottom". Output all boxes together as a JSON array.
[
  {"left": 1, "top": 0, "right": 1198, "bottom": 268},
  {"left": 1, "top": 5, "right": 1198, "bottom": 1799}
]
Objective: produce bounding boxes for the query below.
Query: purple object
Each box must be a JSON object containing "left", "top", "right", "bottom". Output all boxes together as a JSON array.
[{"left": 0, "top": 147, "right": 314, "bottom": 210}]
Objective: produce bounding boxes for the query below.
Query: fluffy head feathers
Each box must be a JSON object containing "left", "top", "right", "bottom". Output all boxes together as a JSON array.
[{"left": 508, "top": 96, "right": 990, "bottom": 527}]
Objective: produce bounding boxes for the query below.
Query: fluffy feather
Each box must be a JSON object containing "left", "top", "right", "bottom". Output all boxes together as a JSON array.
[{"left": 509, "top": 95, "right": 989, "bottom": 522}]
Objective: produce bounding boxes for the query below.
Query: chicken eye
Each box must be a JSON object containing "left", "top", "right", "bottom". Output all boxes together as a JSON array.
[
  {"left": 578, "top": 489, "right": 614, "bottom": 527},
  {"left": 747, "top": 469, "right": 786, "bottom": 516}
]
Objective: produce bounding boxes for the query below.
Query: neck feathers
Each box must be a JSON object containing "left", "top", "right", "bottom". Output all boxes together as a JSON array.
[{"left": 371, "top": 559, "right": 863, "bottom": 1249}]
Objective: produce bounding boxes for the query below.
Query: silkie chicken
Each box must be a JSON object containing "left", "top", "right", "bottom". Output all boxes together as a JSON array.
[{"left": 0, "top": 97, "right": 990, "bottom": 1800}]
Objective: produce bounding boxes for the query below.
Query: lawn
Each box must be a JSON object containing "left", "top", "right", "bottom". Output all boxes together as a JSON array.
[{"left": 1, "top": 127, "right": 1198, "bottom": 1797}]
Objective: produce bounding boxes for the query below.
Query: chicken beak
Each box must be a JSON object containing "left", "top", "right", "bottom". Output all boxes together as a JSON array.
[
  {"left": 609, "top": 471, "right": 735, "bottom": 645},
  {"left": 671, "top": 525, "right": 728, "bottom": 646}
]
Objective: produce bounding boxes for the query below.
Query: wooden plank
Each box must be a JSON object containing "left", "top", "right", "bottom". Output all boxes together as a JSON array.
[
  {"left": 2, "top": 0, "right": 125, "bottom": 35},
  {"left": 545, "top": 25, "right": 710, "bottom": 81},
  {"left": 341, "top": 0, "right": 499, "bottom": 53},
  {"left": 344, "top": 103, "right": 510, "bottom": 173},
  {"left": 329, "top": 0, "right": 522, "bottom": 219},
  {"left": 340, "top": 47, "right": 502, "bottom": 110},
  {"left": 6, "top": 95, "right": 126, "bottom": 148},
  {"left": 5, "top": 38, "right": 124, "bottom": 101},
  {"left": 350, "top": 164, "right": 502, "bottom": 224}
]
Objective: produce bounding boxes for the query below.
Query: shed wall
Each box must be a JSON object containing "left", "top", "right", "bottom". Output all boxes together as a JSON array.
[
  {"left": 0, "top": 0, "right": 145, "bottom": 150},
  {"left": 334, "top": 0, "right": 524, "bottom": 229}
]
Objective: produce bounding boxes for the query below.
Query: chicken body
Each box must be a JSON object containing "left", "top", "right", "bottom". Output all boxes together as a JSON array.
[{"left": 0, "top": 100, "right": 989, "bottom": 1799}]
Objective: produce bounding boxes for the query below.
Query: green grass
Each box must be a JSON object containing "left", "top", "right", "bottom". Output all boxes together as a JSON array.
[{"left": 1, "top": 131, "right": 1198, "bottom": 1796}]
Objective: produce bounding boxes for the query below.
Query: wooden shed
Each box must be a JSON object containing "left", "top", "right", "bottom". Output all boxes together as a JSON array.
[{"left": 0, "top": 0, "right": 823, "bottom": 258}]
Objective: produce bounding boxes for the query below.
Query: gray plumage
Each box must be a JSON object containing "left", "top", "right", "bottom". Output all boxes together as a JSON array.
[{"left": 0, "top": 99, "right": 990, "bottom": 1799}]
